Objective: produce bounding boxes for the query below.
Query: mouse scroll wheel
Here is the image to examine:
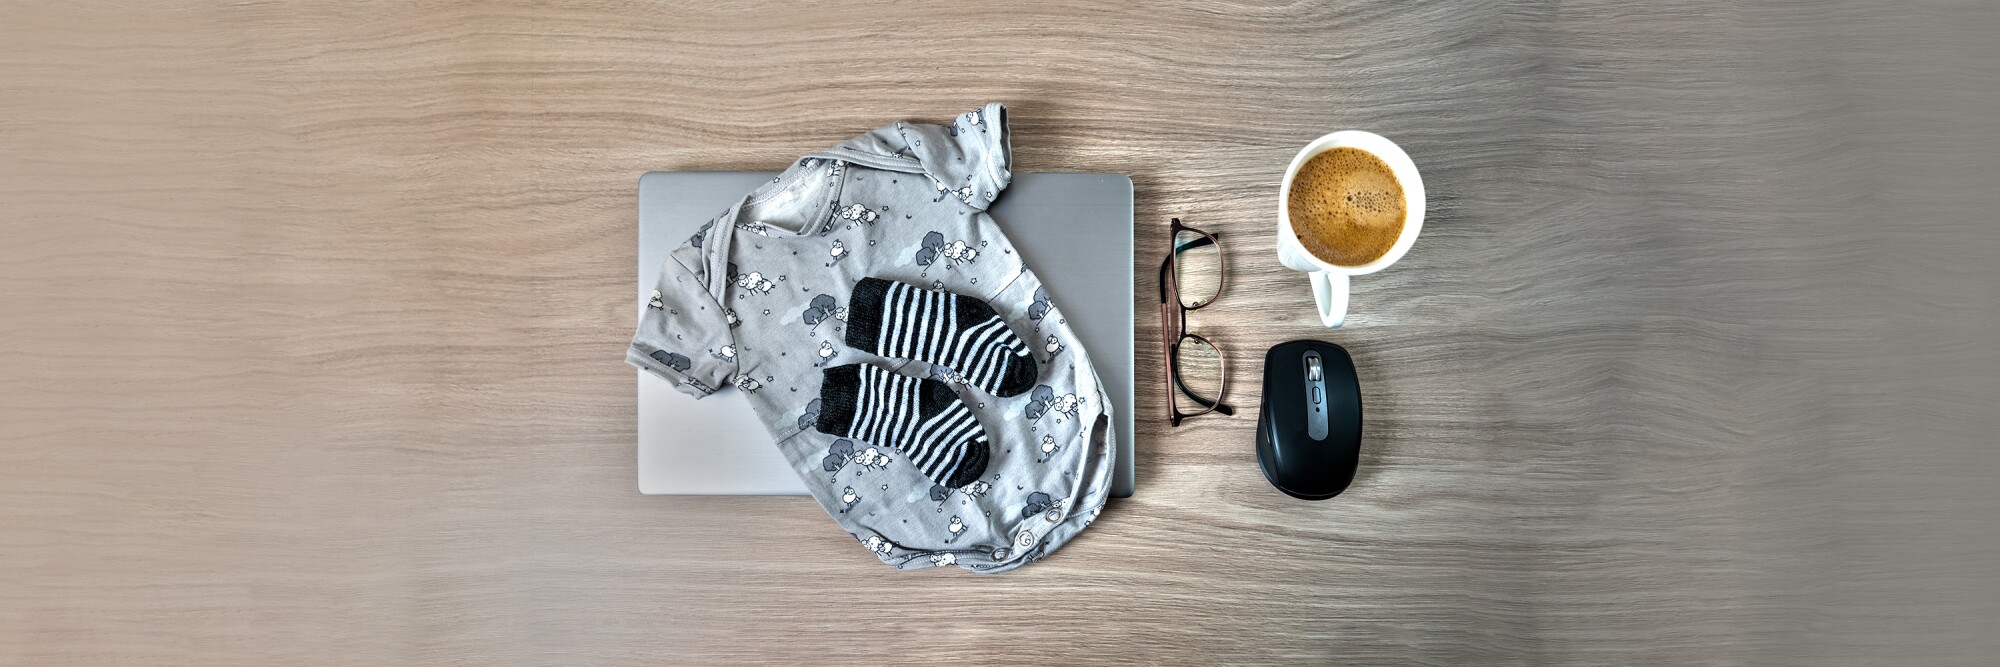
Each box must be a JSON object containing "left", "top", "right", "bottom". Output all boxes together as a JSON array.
[{"left": 1307, "top": 357, "right": 1322, "bottom": 382}]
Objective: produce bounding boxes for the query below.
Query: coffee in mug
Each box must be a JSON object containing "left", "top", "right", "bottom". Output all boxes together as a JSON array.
[
  {"left": 1285, "top": 147, "right": 1406, "bottom": 267},
  {"left": 1276, "top": 131, "right": 1425, "bottom": 328}
]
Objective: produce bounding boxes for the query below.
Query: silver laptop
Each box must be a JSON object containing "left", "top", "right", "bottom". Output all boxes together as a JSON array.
[{"left": 638, "top": 171, "right": 1135, "bottom": 497}]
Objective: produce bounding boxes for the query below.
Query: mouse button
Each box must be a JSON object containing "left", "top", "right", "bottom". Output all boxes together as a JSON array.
[{"left": 1311, "top": 387, "right": 1322, "bottom": 405}]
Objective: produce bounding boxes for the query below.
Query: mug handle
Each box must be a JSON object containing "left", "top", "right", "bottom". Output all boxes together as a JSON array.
[{"left": 1310, "top": 271, "right": 1348, "bottom": 328}]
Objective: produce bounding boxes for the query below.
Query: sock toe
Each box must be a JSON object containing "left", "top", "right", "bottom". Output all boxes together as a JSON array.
[
  {"left": 942, "top": 437, "right": 990, "bottom": 488},
  {"left": 843, "top": 277, "right": 894, "bottom": 353},
  {"left": 814, "top": 365, "right": 864, "bottom": 434},
  {"left": 993, "top": 353, "right": 1039, "bottom": 397}
]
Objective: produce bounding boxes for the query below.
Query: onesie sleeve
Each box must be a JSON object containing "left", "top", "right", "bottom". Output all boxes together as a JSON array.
[
  {"left": 627, "top": 242, "right": 737, "bottom": 398},
  {"left": 835, "top": 102, "right": 1012, "bottom": 211}
]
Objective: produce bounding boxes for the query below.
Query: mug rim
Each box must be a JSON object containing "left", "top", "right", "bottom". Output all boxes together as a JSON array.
[{"left": 1278, "top": 130, "right": 1426, "bottom": 275}]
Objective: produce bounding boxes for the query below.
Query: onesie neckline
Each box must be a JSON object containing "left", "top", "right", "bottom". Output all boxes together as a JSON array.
[{"left": 724, "top": 157, "right": 845, "bottom": 239}]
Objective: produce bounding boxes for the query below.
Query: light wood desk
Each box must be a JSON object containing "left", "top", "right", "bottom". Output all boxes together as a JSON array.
[{"left": 4, "top": 1, "right": 1994, "bottom": 663}]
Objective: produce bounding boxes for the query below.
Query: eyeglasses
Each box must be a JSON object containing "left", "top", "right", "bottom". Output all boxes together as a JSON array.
[{"left": 1159, "top": 218, "right": 1234, "bottom": 427}]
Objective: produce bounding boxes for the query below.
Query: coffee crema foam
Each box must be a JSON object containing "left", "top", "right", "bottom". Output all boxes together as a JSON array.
[{"left": 1287, "top": 147, "right": 1406, "bottom": 267}]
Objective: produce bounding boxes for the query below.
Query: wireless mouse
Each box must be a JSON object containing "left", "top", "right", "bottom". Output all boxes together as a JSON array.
[{"left": 1255, "top": 340, "right": 1363, "bottom": 500}]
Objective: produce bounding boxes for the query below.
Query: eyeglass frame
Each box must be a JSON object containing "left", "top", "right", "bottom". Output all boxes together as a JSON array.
[{"left": 1159, "top": 217, "right": 1235, "bottom": 427}]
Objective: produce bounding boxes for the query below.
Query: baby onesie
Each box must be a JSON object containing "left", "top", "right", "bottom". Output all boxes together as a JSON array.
[{"left": 627, "top": 103, "right": 1116, "bottom": 572}]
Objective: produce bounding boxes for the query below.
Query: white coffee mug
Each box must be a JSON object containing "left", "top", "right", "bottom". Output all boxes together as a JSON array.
[{"left": 1277, "top": 131, "right": 1425, "bottom": 328}]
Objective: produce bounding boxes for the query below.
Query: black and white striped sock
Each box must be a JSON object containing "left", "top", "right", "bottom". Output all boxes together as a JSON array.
[
  {"left": 846, "top": 277, "right": 1038, "bottom": 397},
  {"left": 817, "top": 364, "right": 990, "bottom": 488}
]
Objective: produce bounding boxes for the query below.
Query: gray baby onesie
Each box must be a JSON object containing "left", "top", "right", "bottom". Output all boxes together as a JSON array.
[{"left": 627, "top": 103, "right": 1116, "bottom": 572}]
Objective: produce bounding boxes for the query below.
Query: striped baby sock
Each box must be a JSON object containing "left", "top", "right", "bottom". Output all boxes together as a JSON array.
[
  {"left": 817, "top": 363, "right": 990, "bottom": 488},
  {"left": 846, "top": 277, "right": 1038, "bottom": 397}
]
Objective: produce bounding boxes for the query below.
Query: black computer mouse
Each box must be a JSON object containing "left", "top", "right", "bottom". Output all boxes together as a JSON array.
[{"left": 1256, "top": 340, "right": 1363, "bottom": 500}]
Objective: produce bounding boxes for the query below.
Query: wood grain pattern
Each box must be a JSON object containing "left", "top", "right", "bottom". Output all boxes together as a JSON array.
[{"left": 4, "top": 1, "right": 1996, "bottom": 664}]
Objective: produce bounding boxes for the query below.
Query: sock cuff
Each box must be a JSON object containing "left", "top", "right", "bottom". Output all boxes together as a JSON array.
[
  {"left": 816, "top": 364, "right": 864, "bottom": 436},
  {"left": 845, "top": 277, "right": 895, "bottom": 352}
]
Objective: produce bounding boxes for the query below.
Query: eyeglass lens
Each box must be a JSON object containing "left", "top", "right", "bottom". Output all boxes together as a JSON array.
[
  {"left": 1172, "top": 229, "right": 1222, "bottom": 309},
  {"left": 1173, "top": 335, "right": 1225, "bottom": 409}
]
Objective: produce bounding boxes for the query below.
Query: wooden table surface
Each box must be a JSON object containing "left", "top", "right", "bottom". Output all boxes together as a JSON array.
[{"left": 4, "top": 1, "right": 1996, "bottom": 664}]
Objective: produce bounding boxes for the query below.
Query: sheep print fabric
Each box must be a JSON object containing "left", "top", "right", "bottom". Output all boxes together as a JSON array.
[{"left": 626, "top": 104, "right": 1115, "bottom": 572}]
